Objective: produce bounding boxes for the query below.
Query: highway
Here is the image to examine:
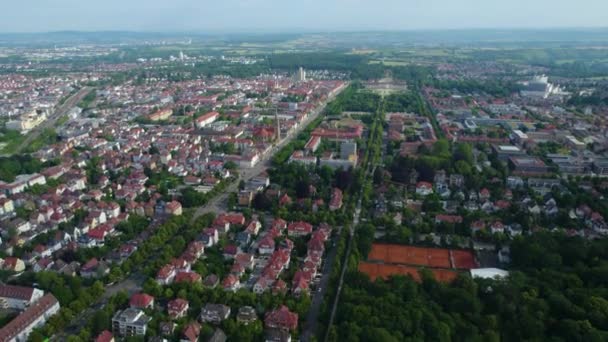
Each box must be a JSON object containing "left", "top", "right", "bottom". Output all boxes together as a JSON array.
[{"left": 11, "top": 87, "right": 93, "bottom": 155}]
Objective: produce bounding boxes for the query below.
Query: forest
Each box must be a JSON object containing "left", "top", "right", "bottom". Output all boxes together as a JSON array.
[{"left": 329, "top": 232, "right": 608, "bottom": 342}]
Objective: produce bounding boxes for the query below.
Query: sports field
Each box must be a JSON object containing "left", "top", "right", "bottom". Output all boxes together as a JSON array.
[
  {"left": 360, "top": 244, "right": 477, "bottom": 282},
  {"left": 359, "top": 262, "right": 459, "bottom": 282}
]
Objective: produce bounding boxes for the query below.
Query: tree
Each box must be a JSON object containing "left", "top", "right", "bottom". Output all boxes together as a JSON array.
[
  {"left": 253, "top": 193, "right": 273, "bottom": 211},
  {"left": 90, "top": 310, "right": 110, "bottom": 335}
]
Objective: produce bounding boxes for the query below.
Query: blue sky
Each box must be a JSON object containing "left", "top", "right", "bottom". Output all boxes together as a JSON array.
[{"left": 2, "top": 0, "right": 607, "bottom": 33}]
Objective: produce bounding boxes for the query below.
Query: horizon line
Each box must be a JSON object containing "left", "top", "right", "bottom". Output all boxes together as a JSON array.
[{"left": 2, "top": 26, "right": 608, "bottom": 36}]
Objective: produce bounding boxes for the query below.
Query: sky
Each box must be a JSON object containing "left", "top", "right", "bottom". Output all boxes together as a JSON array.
[{"left": 1, "top": 0, "right": 608, "bottom": 33}]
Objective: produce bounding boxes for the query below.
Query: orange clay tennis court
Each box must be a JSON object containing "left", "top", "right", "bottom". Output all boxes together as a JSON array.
[
  {"left": 368, "top": 244, "right": 459, "bottom": 269},
  {"left": 451, "top": 249, "right": 478, "bottom": 269},
  {"left": 359, "top": 262, "right": 459, "bottom": 283},
  {"left": 360, "top": 244, "right": 477, "bottom": 283}
]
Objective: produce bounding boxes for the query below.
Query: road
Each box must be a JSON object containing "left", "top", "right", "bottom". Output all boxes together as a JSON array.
[
  {"left": 11, "top": 87, "right": 93, "bottom": 155},
  {"left": 191, "top": 82, "right": 348, "bottom": 219},
  {"left": 323, "top": 199, "right": 361, "bottom": 342},
  {"left": 300, "top": 226, "right": 342, "bottom": 342}
]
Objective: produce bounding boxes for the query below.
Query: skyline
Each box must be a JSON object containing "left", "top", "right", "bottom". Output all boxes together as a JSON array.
[{"left": 1, "top": 0, "right": 608, "bottom": 33}]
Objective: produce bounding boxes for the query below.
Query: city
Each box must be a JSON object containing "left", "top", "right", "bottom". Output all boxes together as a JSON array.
[{"left": 1, "top": 2, "right": 608, "bottom": 342}]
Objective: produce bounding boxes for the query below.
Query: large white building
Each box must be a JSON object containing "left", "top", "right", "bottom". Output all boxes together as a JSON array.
[
  {"left": 6, "top": 110, "right": 47, "bottom": 133},
  {"left": 520, "top": 75, "right": 566, "bottom": 99},
  {"left": 195, "top": 111, "right": 219, "bottom": 129},
  {"left": 112, "top": 308, "right": 151, "bottom": 337},
  {"left": 295, "top": 67, "right": 307, "bottom": 82}
]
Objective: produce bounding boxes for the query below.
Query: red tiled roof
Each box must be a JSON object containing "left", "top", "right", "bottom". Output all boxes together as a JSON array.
[
  {"left": 129, "top": 293, "right": 154, "bottom": 308},
  {"left": 95, "top": 330, "right": 114, "bottom": 342},
  {"left": 265, "top": 305, "right": 298, "bottom": 331},
  {"left": 0, "top": 285, "right": 35, "bottom": 301},
  {"left": 0, "top": 294, "right": 59, "bottom": 341},
  {"left": 175, "top": 271, "right": 201, "bottom": 283}
]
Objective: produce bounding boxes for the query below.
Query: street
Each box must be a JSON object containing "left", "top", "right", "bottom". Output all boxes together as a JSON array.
[{"left": 300, "top": 227, "right": 342, "bottom": 342}]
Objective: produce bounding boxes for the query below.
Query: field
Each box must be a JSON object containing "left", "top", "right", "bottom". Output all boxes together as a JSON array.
[{"left": 360, "top": 244, "right": 477, "bottom": 282}]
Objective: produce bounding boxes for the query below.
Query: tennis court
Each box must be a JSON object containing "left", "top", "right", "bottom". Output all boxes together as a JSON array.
[
  {"left": 367, "top": 244, "right": 452, "bottom": 269},
  {"left": 359, "top": 262, "right": 459, "bottom": 283},
  {"left": 450, "top": 249, "right": 478, "bottom": 269},
  {"left": 359, "top": 244, "right": 476, "bottom": 283}
]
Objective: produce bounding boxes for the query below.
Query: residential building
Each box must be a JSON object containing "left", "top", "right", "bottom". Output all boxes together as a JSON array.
[
  {"left": 0, "top": 294, "right": 60, "bottom": 342},
  {"left": 0, "top": 285, "right": 44, "bottom": 310},
  {"left": 112, "top": 308, "right": 151, "bottom": 337}
]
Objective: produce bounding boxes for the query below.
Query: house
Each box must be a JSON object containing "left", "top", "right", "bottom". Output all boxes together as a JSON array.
[
  {"left": 203, "top": 274, "right": 220, "bottom": 288},
  {"left": 201, "top": 228, "right": 219, "bottom": 247},
  {"left": 236, "top": 306, "right": 257, "bottom": 325},
  {"left": 265, "top": 305, "right": 298, "bottom": 331},
  {"left": 171, "top": 258, "right": 191, "bottom": 272},
  {"left": 0, "top": 285, "right": 44, "bottom": 309},
  {"left": 258, "top": 236, "right": 276, "bottom": 255},
  {"left": 0, "top": 198, "right": 14, "bottom": 215},
  {"left": 33, "top": 258, "right": 55, "bottom": 273},
  {"left": 329, "top": 188, "right": 343, "bottom": 211},
  {"left": 156, "top": 265, "right": 177, "bottom": 285},
  {"left": 236, "top": 232, "right": 252, "bottom": 247},
  {"left": 265, "top": 329, "right": 292, "bottom": 342},
  {"left": 0, "top": 294, "right": 60, "bottom": 342},
  {"left": 490, "top": 221, "right": 505, "bottom": 234},
  {"left": 222, "top": 274, "right": 240, "bottom": 292},
  {"left": 195, "top": 111, "right": 219, "bottom": 129},
  {"left": 209, "top": 329, "right": 228, "bottom": 342},
  {"left": 435, "top": 215, "right": 463, "bottom": 225},
  {"left": 478, "top": 188, "right": 491, "bottom": 201},
  {"left": 112, "top": 308, "right": 151, "bottom": 337},
  {"left": 287, "top": 221, "right": 313, "bottom": 237},
  {"left": 470, "top": 220, "right": 486, "bottom": 234},
  {"left": 185, "top": 241, "right": 205, "bottom": 259},
  {"left": 180, "top": 322, "right": 201, "bottom": 342},
  {"left": 292, "top": 271, "right": 312, "bottom": 297},
  {"left": 415, "top": 182, "right": 433, "bottom": 196},
  {"left": 175, "top": 271, "right": 202, "bottom": 284},
  {"left": 167, "top": 298, "right": 189, "bottom": 319},
  {"left": 279, "top": 194, "right": 292, "bottom": 207},
  {"left": 200, "top": 304, "right": 231, "bottom": 324},
  {"left": 129, "top": 293, "right": 155, "bottom": 310},
  {"left": 80, "top": 258, "right": 109, "bottom": 278},
  {"left": 2, "top": 258, "right": 25, "bottom": 273},
  {"left": 449, "top": 174, "right": 465, "bottom": 188},
  {"left": 253, "top": 276, "right": 273, "bottom": 294},
  {"left": 165, "top": 201, "right": 183, "bottom": 216},
  {"left": 271, "top": 218, "right": 287, "bottom": 232},
  {"left": 272, "top": 279, "right": 288, "bottom": 295},
  {"left": 235, "top": 253, "right": 255, "bottom": 270},
  {"left": 223, "top": 245, "right": 239, "bottom": 259},
  {"left": 245, "top": 219, "right": 262, "bottom": 235},
  {"left": 10, "top": 218, "right": 31, "bottom": 233},
  {"left": 95, "top": 330, "right": 115, "bottom": 342},
  {"left": 159, "top": 322, "right": 176, "bottom": 337}
]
